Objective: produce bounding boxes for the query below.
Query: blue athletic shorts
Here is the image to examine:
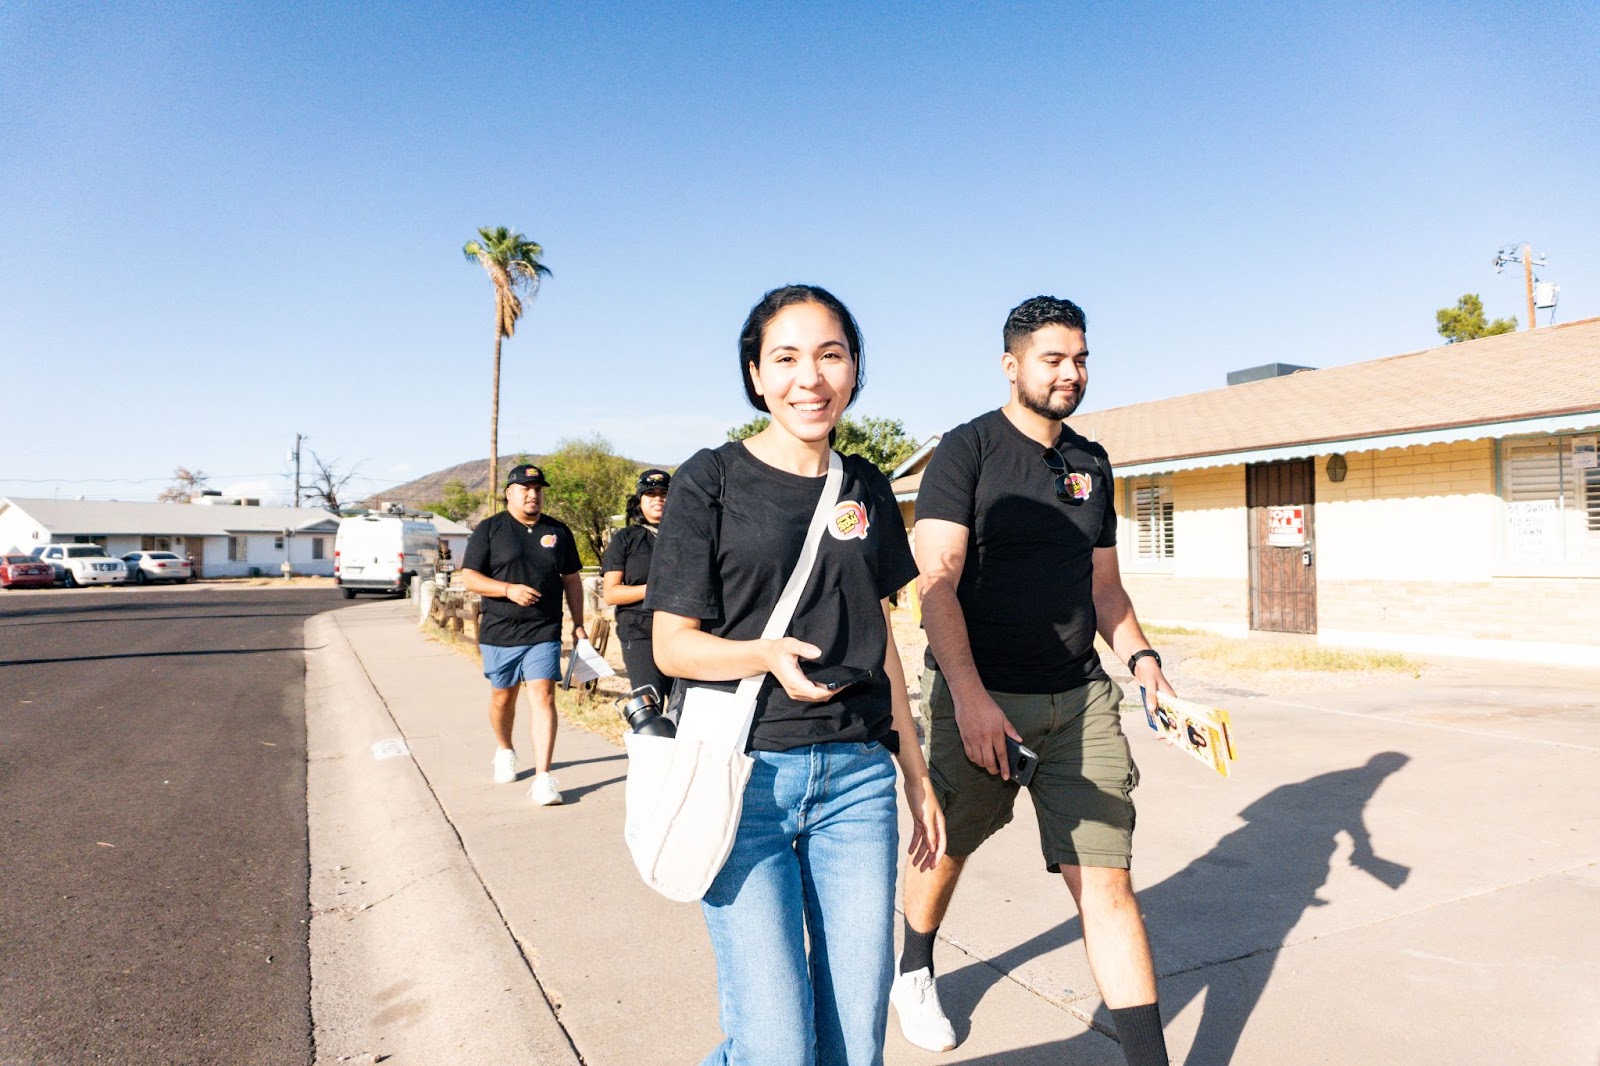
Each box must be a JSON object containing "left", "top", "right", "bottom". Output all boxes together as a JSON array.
[{"left": 480, "top": 641, "right": 562, "bottom": 688}]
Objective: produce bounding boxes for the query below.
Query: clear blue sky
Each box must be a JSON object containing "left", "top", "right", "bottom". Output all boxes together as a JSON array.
[{"left": 3, "top": 1, "right": 1596, "bottom": 504}]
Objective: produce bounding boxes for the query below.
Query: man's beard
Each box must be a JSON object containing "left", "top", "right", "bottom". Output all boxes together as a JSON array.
[{"left": 1019, "top": 380, "right": 1084, "bottom": 421}]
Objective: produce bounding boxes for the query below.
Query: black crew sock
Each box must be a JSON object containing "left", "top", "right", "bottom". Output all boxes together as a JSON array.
[
  {"left": 1109, "top": 1002, "right": 1168, "bottom": 1066},
  {"left": 899, "top": 917, "right": 938, "bottom": 975}
]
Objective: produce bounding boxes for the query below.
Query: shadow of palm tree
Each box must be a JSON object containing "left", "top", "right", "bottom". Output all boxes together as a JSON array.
[{"left": 937, "top": 753, "right": 1412, "bottom": 1065}]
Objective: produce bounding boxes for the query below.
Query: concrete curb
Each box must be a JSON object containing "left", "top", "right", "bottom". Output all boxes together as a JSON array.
[{"left": 304, "top": 612, "right": 581, "bottom": 1065}]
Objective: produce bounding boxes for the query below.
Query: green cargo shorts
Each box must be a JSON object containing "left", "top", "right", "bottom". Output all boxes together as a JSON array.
[{"left": 922, "top": 668, "right": 1139, "bottom": 871}]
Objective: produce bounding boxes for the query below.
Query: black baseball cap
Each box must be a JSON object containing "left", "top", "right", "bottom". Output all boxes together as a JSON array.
[
  {"left": 506, "top": 464, "right": 549, "bottom": 488},
  {"left": 636, "top": 469, "right": 671, "bottom": 493}
]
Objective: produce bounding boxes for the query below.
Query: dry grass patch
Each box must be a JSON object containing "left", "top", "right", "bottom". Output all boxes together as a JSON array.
[
  {"left": 1191, "top": 639, "right": 1421, "bottom": 676},
  {"left": 1190, "top": 633, "right": 1427, "bottom": 685},
  {"left": 555, "top": 685, "right": 629, "bottom": 745}
]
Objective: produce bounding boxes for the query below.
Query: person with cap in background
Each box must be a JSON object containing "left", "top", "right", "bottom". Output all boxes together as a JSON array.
[
  {"left": 600, "top": 468, "right": 676, "bottom": 710},
  {"left": 457, "top": 462, "right": 586, "bottom": 806}
]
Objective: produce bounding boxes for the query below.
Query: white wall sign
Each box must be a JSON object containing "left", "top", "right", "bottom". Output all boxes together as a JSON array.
[
  {"left": 1572, "top": 435, "right": 1597, "bottom": 471},
  {"left": 1506, "top": 499, "right": 1560, "bottom": 561},
  {"left": 1266, "top": 505, "right": 1306, "bottom": 547}
]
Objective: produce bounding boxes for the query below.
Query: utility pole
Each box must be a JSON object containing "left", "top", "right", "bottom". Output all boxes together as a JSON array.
[
  {"left": 1493, "top": 243, "right": 1546, "bottom": 330},
  {"left": 289, "top": 433, "right": 306, "bottom": 507}
]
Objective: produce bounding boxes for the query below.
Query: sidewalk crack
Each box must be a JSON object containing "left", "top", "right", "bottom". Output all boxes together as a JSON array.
[{"left": 339, "top": 611, "right": 590, "bottom": 1066}]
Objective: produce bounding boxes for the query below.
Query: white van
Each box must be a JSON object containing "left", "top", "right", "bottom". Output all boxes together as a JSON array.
[{"left": 334, "top": 515, "right": 439, "bottom": 599}]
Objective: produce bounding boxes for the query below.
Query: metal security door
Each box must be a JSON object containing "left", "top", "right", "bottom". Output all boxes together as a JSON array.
[{"left": 1247, "top": 459, "right": 1317, "bottom": 633}]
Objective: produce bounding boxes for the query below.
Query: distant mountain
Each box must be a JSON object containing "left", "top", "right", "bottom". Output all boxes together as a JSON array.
[
  {"left": 361, "top": 451, "right": 670, "bottom": 521},
  {"left": 360, "top": 454, "right": 551, "bottom": 513}
]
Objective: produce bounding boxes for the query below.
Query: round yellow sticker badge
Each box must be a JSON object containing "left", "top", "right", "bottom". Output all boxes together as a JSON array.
[
  {"left": 540, "top": 534, "right": 557, "bottom": 548},
  {"left": 829, "top": 501, "right": 870, "bottom": 541}
]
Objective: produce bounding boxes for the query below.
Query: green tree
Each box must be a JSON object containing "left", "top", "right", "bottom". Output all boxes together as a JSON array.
[
  {"left": 1436, "top": 293, "right": 1516, "bottom": 343},
  {"left": 726, "top": 415, "right": 771, "bottom": 441},
  {"left": 423, "top": 479, "right": 488, "bottom": 523},
  {"left": 463, "top": 227, "right": 551, "bottom": 510},
  {"left": 726, "top": 414, "right": 919, "bottom": 476},
  {"left": 541, "top": 435, "right": 638, "bottom": 565}
]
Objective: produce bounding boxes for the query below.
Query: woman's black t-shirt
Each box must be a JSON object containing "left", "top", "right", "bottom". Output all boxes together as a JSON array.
[
  {"left": 600, "top": 525, "right": 658, "bottom": 642},
  {"left": 644, "top": 442, "right": 918, "bottom": 753}
]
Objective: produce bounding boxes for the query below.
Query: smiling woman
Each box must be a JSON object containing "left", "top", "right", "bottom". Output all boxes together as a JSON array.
[{"left": 644, "top": 284, "right": 944, "bottom": 1065}]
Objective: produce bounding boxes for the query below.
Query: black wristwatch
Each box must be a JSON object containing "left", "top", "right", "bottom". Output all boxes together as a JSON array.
[{"left": 1127, "top": 648, "right": 1162, "bottom": 674}]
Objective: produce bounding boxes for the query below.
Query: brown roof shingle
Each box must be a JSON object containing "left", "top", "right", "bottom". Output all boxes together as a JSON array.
[{"left": 1067, "top": 317, "right": 1600, "bottom": 466}]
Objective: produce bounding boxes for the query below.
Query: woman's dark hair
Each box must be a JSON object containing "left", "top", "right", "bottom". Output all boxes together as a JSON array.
[
  {"left": 624, "top": 493, "right": 645, "bottom": 526},
  {"left": 738, "top": 284, "right": 864, "bottom": 413}
]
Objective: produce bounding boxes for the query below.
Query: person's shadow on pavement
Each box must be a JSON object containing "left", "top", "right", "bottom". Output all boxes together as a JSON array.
[{"left": 937, "top": 752, "right": 1412, "bottom": 1065}]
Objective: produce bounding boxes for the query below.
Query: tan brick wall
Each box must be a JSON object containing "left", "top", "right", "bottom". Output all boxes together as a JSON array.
[
  {"left": 1117, "top": 464, "right": 1249, "bottom": 580},
  {"left": 1319, "top": 577, "right": 1600, "bottom": 645},
  {"left": 1120, "top": 574, "right": 1249, "bottom": 630},
  {"left": 1121, "top": 573, "right": 1599, "bottom": 651},
  {"left": 1314, "top": 440, "right": 1500, "bottom": 581}
]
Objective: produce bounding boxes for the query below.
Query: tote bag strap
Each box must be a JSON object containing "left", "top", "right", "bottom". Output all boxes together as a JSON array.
[{"left": 726, "top": 451, "right": 845, "bottom": 728}]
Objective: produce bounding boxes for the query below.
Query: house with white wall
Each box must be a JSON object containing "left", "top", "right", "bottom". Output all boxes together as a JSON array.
[{"left": 0, "top": 497, "right": 342, "bottom": 577}]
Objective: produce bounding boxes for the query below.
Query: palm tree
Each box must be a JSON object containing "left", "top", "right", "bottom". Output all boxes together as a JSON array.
[{"left": 463, "top": 226, "right": 551, "bottom": 510}]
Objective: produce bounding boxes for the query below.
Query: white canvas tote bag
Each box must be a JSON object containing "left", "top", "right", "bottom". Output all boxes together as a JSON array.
[{"left": 623, "top": 451, "right": 844, "bottom": 902}]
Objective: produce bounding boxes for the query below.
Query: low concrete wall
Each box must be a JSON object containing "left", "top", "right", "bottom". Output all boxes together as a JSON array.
[{"left": 1121, "top": 572, "right": 1600, "bottom": 667}]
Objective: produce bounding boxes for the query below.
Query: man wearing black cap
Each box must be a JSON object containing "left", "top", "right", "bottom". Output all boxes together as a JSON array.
[
  {"left": 459, "top": 463, "right": 586, "bottom": 806},
  {"left": 601, "top": 469, "right": 674, "bottom": 706}
]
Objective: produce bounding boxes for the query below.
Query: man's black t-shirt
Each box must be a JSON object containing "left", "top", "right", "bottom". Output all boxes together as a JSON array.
[
  {"left": 600, "top": 524, "right": 658, "bottom": 642},
  {"left": 645, "top": 442, "right": 918, "bottom": 753},
  {"left": 461, "top": 510, "right": 583, "bottom": 647},
  {"left": 915, "top": 409, "right": 1117, "bottom": 693}
]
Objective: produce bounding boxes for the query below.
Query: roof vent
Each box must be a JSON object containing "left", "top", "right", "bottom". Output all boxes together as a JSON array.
[{"left": 1226, "top": 362, "right": 1316, "bottom": 386}]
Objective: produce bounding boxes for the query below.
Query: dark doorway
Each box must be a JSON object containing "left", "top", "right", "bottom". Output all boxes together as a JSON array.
[{"left": 1247, "top": 458, "right": 1317, "bottom": 633}]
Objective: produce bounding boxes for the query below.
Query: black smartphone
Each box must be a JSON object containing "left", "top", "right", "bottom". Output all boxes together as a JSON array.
[
  {"left": 802, "top": 664, "right": 874, "bottom": 692},
  {"left": 1005, "top": 736, "right": 1038, "bottom": 787}
]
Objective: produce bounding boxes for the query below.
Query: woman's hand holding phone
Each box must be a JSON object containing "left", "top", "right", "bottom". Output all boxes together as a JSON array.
[{"left": 764, "top": 637, "right": 834, "bottom": 702}]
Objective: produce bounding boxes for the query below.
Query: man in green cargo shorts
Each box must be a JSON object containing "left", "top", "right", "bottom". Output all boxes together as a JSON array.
[{"left": 889, "top": 296, "right": 1179, "bottom": 1066}]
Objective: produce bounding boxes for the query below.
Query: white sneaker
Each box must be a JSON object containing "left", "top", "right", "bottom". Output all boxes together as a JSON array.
[
  {"left": 891, "top": 967, "right": 957, "bottom": 1051},
  {"left": 529, "top": 772, "right": 564, "bottom": 806},
  {"left": 492, "top": 748, "right": 518, "bottom": 784}
]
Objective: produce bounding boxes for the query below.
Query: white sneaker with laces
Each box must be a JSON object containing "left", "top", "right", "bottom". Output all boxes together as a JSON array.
[
  {"left": 891, "top": 967, "right": 957, "bottom": 1051},
  {"left": 492, "top": 748, "right": 518, "bottom": 784},
  {"left": 529, "top": 772, "right": 564, "bottom": 806}
]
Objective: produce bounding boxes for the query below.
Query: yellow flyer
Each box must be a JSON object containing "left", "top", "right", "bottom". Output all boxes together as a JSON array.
[{"left": 1141, "top": 688, "right": 1238, "bottom": 778}]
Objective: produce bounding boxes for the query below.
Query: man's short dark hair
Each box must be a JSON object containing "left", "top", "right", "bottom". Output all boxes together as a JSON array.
[{"left": 1003, "top": 296, "right": 1087, "bottom": 354}]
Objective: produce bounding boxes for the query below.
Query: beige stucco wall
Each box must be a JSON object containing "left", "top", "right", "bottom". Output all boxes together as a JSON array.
[
  {"left": 1314, "top": 440, "right": 1501, "bottom": 581},
  {"left": 1113, "top": 438, "right": 1600, "bottom": 664}
]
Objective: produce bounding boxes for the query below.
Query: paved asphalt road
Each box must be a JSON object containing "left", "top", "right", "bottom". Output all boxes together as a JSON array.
[{"left": 0, "top": 587, "right": 350, "bottom": 1066}]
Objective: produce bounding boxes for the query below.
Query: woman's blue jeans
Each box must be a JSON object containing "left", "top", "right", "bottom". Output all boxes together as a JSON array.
[{"left": 699, "top": 742, "right": 899, "bottom": 1066}]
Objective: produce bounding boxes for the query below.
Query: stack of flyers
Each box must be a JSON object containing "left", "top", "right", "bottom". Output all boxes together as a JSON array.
[{"left": 1140, "top": 688, "right": 1238, "bottom": 778}]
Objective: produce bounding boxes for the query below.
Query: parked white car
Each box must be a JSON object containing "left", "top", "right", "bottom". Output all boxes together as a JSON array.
[
  {"left": 32, "top": 544, "right": 128, "bottom": 587},
  {"left": 121, "top": 550, "right": 193, "bottom": 585}
]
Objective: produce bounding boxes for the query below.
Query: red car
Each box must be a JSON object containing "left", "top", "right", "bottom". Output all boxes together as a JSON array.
[{"left": 1, "top": 553, "right": 56, "bottom": 589}]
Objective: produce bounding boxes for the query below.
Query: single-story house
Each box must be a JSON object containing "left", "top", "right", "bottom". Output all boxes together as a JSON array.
[
  {"left": 0, "top": 496, "right": 343, "bottom": 578},
  {"left": 889, "top": 318, "right": 1599, "bottom": 667},
  {"left": 0, "top": 496, "right": 475, "bottom": 579},
  {"left": 1065, "top": 317, "right": 1600, "bottom": 667}
]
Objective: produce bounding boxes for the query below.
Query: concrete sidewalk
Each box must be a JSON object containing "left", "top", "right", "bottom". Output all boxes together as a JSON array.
[{"left": 306, "top": 600, "right": 1600, "bottom": 1065}]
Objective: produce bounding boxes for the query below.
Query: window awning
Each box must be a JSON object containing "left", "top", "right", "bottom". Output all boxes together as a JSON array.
[{"left": 1114, "top": 410, "right": 1600, "bottom": 478}]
